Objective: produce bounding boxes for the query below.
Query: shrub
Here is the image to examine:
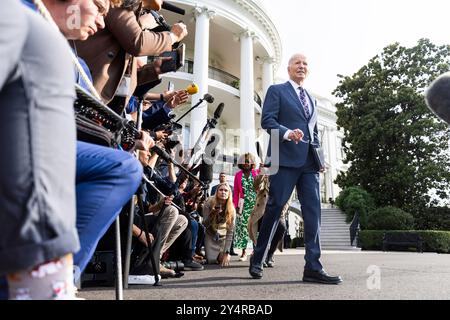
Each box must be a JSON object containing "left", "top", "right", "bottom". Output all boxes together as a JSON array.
[
  {"left": 366, "top": 206, "right": 414, "bottom": 230},
  {"left": 335, "top": 186, "right": 375, "bottom": 227},
  {"left": 414, "top": 207, "right": 450, "bottom": 231},
  {"left": 359, "top": 230, "right": 450, "bottom": 253}
]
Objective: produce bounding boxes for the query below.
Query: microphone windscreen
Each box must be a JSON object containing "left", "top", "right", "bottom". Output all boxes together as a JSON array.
[
  {"left": 213, "top": 103, "right": 225, "bottom": 120},
  {"left": 199, "top": 161, "right": 213, "bottom": 184},
  {"left": 203, "top": 93, "right": 214, "bottom": 104},
  {"left": 426, "top": 72, "right": 450, "bottom": 125},
  {"left": 151, "top": 145, "right": 172, "bottom": 163},
  {"left": 186, "top": 83, "right": 199, "bottom": 95}
]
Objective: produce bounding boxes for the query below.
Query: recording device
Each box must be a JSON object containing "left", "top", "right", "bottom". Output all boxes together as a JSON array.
[
  {"left": 211, "top": 102, "right": 225, "bottom": 127},
  {"left": 203, "top": 93, "right": 215, "bottom": 104},
  {"left": 151, "top": 145, "right": 206, "bottom": 188},
  {"left": 154, "top": 121, "right": 182, "bottom": 136},
  {"left": 188, "top": 102, "right": 225, "bottom": 170},
  {"left": 199, "top": 161, "right": 213, "bottom": 184},
  {"left": 159, "top": 43, "right": 185, "bottom": 74},
  {"left": 185, "top": 83, "right": 199, "bottom": 95},
  {"left": 168, "top": 81, "right": 174, "bottom": 92},
  {"left": 175, "top": 93, "right": 215, "bottom": 124},
  {"left": 74, "top": 84, "right": 140, "bottom": 150},
  {"left": 425, "top": 72, "right": 450, "bottom": 125}
]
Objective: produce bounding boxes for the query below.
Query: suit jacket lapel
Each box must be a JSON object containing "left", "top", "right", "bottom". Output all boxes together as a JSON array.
[{"left": 285, "top": 82, "right": 308, "bottom": 120}]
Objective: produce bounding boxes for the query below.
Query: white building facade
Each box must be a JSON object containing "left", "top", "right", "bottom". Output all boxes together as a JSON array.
[{"left": 153, "top": 0, "right": 347, "bottom": 203}]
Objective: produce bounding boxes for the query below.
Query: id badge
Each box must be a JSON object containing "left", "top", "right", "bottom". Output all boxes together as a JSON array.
[{"left": 116, "top": 75, "right": 131, "bottom": 97}]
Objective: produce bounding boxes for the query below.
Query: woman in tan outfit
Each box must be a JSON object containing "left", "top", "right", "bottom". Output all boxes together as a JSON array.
[
  {"left": 203, "top": 183, "right": 236, "bottom": 267},
  {"left": 247, "top": 167, "right": 288, "bottom": 267}
]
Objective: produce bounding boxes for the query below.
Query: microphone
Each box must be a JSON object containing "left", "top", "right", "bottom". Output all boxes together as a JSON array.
[
  {"left": 162, "top": 1, "right": 186, "bottom": 15},
  {"left": 151, "top": 145, "right": 206, "bottom": 187},
  {"left": 213, "top": 103, "right": 225, "bottom": 120},
  {"left": 151, "top": 145, "right": 172, "bottom": 163},
  {"left": 425, "top": 72, "right": 450, "bottom": 125},
  {"left": 203, "top": 93, "right": 214, "bottom": 104},
  {"left": 185, "top": 83, "right": 199, "bottom": 95}
]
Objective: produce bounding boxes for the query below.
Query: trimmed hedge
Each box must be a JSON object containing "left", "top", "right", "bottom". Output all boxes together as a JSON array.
[
  {"left": 414, "top": 207, "right": 450, "bottom": 231},
  {"left": 366, "top": 206, "right": 414, "bottom": 231},
  {"left": 359, "top": 230, "right": 450, "bottom": 253}
]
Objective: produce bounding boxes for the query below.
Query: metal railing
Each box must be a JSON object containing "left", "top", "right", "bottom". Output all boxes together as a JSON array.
[{"left": 180, "top": 60, "right": 262, "bottom": 107}]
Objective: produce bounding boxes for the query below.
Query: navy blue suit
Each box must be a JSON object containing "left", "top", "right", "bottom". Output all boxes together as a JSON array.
[{"left": 252, "top": 81, "right": 323, "bottom": 272}]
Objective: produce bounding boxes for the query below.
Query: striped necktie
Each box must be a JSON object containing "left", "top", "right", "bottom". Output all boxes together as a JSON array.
[{"left": 299, "top": 87, "right": 311, "bottom": 119}]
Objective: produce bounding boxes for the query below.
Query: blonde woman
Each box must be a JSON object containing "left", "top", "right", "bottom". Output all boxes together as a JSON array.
[{"left": 203, "top": 183, "right": 236, "bottom": 266}]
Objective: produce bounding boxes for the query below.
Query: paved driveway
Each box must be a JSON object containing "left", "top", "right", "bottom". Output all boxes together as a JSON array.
[{"left": 78, "top": 249, "right": 450, "bottom": 300}]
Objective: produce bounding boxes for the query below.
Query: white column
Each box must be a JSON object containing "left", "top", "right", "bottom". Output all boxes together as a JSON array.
[
  {"left": 325, "top": 127, "right": 335, "bottom": 200},
  {"left": 190, "top": 7, "right": 215, "bottom": 148},
  {"left": 239, "top": 30, "right": 257, "bottom": 155},
  {"left": 262, "top": 57, "right": 275, "bottom": 100}
]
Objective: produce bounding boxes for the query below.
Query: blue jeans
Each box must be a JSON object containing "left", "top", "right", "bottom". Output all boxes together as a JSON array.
[
  {"left": 190, "top": 219, "right": 199, "bottom": 257},
  {"left": 74, "top": 142, "right": 142, "bottom": 275},
  {"left": 0, "top": 276, "right": 7, "bottom": 300}
]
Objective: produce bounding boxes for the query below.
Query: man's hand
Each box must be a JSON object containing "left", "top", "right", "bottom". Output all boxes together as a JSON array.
[
  {"left": 138, "top": 231, "right": 154, "bottom": 247},
  {"left": 170, "top": 22, "right": 188, "bottom": 43},
  {"left": 166, "top": 90, "right": 189, "bottom": 109},
  {"left": 134, "top": 130, "right": 155, "bottom": 151},
  {"left": 153, "top": 56, "right": 172, "bottom": 75},
  {"left": 155, "top": 129, "right": 169, "bottom": 141},
  {"left": 288, "top": 129, "right": 304, "bottom": 144},
  {"left": 164, "top": 195, "right": 174, "bottom": 206}
]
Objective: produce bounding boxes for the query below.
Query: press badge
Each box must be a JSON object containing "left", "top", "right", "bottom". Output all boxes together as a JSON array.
[{"left": 116, "top": 75, "right": 131, "bottom": 97}]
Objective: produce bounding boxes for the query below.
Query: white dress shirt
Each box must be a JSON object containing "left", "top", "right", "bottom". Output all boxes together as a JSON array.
[{"left": 283, "top": 80, "right": 312, "bottom": 141}]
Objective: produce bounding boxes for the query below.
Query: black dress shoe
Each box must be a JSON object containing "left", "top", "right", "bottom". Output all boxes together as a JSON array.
[
  {"left": 303, "top": 269, "right": 343, "bottom": 285},
  {"left": 249, "top": 256, "right": 263, "bottom": 279},
  {"left": 265, "top": 255, "right": 274, "bottom": 268}
]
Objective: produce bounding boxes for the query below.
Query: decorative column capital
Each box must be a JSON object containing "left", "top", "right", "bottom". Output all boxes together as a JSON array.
[
  {"left": 192, "top": 6, "right": 216, "bottom": 20},
  {"left": 256, "top": 56, "right": 275, "bottom": 65},
  {"left": 234, "top": 29, "right": 258, "bottom": 42},
  {"left": 261, "top": 56, "right": 276, "bottom": 64}
]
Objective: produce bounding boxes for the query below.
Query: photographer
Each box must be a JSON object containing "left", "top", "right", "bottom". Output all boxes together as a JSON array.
[
  {"left": 37, "top": 0, "right": 156, "bottom": 283},
  {"left": 74, "top": 0, "right": 188, "bottom": 113},
  {"left": 129, "top": 147, "right": 188, "bottom": 282},
  {"left": 164, "top": 175, "right": 204, "bottom": 271}
]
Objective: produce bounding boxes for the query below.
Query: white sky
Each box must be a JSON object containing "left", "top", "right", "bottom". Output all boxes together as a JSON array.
[{"left": 259, "top": 0, "right": 450, "bottom": 101}]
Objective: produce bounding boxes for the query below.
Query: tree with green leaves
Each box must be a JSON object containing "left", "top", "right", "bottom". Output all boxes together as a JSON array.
[{"left": 334, "top": 38, "right": 450, "bottom": 214}]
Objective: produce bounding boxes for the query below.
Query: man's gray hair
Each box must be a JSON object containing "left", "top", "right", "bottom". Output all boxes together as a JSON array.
[{"left": 288, "top": 53, "right": 307, "bottom": 66}]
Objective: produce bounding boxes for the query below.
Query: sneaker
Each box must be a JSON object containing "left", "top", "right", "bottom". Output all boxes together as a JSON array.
[
  {"left": 128, "top": 274, "right": 161, "bottom": 285},
  {"left": 182, "top": 259, "right": 204, "bottom": 271}
]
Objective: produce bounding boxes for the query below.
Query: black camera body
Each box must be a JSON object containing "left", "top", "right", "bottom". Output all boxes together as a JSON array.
[
  {"left": 163, "top": 260, "right": 184, "bottom": 272},
  {"left": 160, "top": 43, "right": 185, "bottom": 73}
]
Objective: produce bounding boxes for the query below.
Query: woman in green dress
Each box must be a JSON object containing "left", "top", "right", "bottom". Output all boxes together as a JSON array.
[{"left": 233, "top": 153, "right": 258, "bottom": 261}]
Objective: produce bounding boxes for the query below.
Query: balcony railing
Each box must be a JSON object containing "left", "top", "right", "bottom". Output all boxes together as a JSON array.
[{"left": 180, "top": 60, "right": 262, "bottom": 107}]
